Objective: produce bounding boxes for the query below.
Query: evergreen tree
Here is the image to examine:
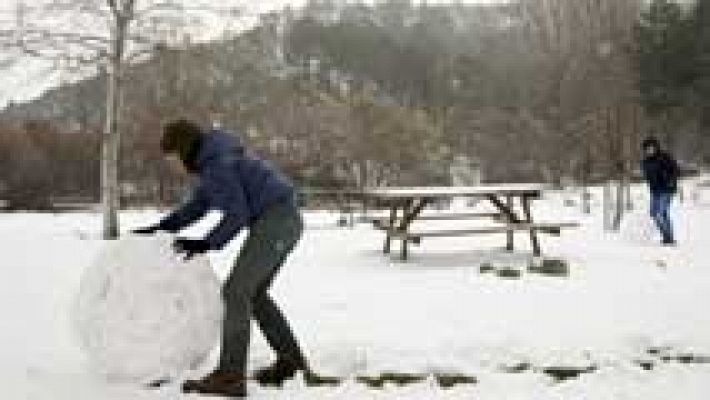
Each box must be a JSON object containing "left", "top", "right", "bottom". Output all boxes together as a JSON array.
[
  {"left": 690, "top": 0, "right": 710, "bottom": 128},
  {"left": 637, "top": 0, "right": 695, "bottom": 118}
]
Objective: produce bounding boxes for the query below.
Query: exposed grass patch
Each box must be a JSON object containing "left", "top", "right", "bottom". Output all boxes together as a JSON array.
[
  {"left": 677, "top": 354, "right": 710, "bottom": 364},
  {"left": 644, "top": 347, "right": 710, "bottom": 368},
  {"left": 495, "top": 267, "right": 522, "bottom": 279},
  {"left": 355, "top": 372, "right": 477, "bottom": 389},
  {"left": 303, "top": 372, "right": 342, "bottom": 387},
  {"left": 636, "top": 360, "right": 655, "bottom": 371},
  {"left": 479, "top": 262, "right": 495, "bottom": 274},
  {"left": 542, "top": 365, "right": 598, "bottom": 382},
  {"left": 529, "top": 258, "right": 570, "bottom": 277},
  {"left": 435, "top": 373, "right": 478, "bottom": 388},
  {"left": 501, "top": 362, "right": 532, "bottom": 373}
]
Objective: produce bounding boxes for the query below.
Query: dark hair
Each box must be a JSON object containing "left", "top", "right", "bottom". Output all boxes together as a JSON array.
[
  {"left": 642, "top": 137, "right": 661, "bottom": 151},
  {"left": 161, "top": 119, "right": 204, "bottom": 172}
]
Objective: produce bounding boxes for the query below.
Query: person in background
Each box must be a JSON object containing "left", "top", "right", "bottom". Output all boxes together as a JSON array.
[
  {"left": 133, "top": 119, "right": 310, "bottom": 397},
  {"left": 641, "top": 137, "right": 680, "bottom": 246}
]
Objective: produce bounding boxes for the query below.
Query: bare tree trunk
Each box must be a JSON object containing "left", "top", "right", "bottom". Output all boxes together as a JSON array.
[
  {"left": 625, "top": 181, "right": 633, "bottom": 210},
  {"left": 626, "top": 103, "right": 639, "bottom": 211},
  {"left": 603, "top": 180, "right": 613, "bottom": 231},
  {"left": 102, "top": 13, "right": 128, "bottom": 240},
  {"left": 582, "top": 185, "right": 591, "bottom": 214},
  {"left": 611, "top": 105, "right": 622, "bottom": 231},
  {"left": 603, "top": 106, "right": 616, "bottom": 231},
  {"left": 581, "top": 138, "right": 592, "bottom": 214},
  {"left": 613, "top": 178, "right": 625, "bottom": 230}
]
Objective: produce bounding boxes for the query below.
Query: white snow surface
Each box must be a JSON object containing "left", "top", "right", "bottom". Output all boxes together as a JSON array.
[
  {"left": 73, "top": 234, "right": 223, "bottom": 384},
  {"left": 618, "top": 209, "right": 659, "bottom": 246},
  {"left": 1, "top": 184, "right": 710, "bottom": 399}
]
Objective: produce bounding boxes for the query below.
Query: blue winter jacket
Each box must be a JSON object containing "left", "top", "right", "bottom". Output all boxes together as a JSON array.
[
  {"left": 641, "top": 152, "right": 679, "bottom": 195},
  {"left": 157, "top": 129, "right": 295, "bottom": 249}
]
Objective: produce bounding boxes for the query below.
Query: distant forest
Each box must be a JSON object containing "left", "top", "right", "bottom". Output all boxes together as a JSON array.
[{"left": 0, "top": 0, "right": 708, "bottom": 209}]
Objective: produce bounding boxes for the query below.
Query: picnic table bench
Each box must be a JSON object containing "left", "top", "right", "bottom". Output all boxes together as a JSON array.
[{"left": 362, "top": 184, "right": 579, "bottom": 260}]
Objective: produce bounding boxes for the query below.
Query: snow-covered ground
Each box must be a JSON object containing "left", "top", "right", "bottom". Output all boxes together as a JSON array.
[{"left": 2, "top": 184, "right": 710, "bottom": 399}]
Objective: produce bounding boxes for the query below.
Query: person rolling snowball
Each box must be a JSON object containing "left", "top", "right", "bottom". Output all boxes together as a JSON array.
[{"left": 133, "top": 119, "right": 311, "bottom": 397}]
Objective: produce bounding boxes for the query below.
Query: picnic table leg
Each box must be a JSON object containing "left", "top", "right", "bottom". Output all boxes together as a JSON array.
[
  {"left": 398, "top": 198, "right": 430, "bottom": 261},
  {"left": 522, "top": 195, "right": 542, "bottom": 257},
  {"left": 383, "top": 202, "right": 399, "bottom": 254},
  {"left": 398, "top": 199, "right": 415, "bottom": 261},
  {"left": 485, "top": 194, "right": 522, "bottom": 223},
  {"left": 340, "top": 193, "right": 348, "bottom": 227},
  {"left": 506, "top": 195, "right": 515, "bottom": 252},
  {"left": 335, "top": 192, "right": 355, "bottom": 228},
  {"left": 486, "top": 194, "right": 521, "bottom": 252}
]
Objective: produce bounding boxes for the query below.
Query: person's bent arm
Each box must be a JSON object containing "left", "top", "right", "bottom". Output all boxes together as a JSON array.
[{"left": 157, "top": 186, "right": 210, "bottom": 233}]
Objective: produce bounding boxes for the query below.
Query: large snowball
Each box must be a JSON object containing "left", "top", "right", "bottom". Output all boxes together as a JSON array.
[{"left": 73, "top": 234, "right": 224, "bottom": 383}]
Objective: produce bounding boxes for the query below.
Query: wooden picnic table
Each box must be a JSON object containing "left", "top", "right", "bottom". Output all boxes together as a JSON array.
[{"left": 362, "top": 184, "right": 578, "bottom": 260}]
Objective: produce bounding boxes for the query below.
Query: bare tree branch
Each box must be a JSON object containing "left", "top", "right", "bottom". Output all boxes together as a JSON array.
[
  {"left": 0, "top": 0, "right": 250, "bottom": 239},
  {"left": 124, "top": 0, "right": 137, "bottom": 22},
  {"left": 107, "top": 0, "right": 121, "bottom": 20},
  {"left": 133, "top": 0, "right": 184, "bottom": 19}
]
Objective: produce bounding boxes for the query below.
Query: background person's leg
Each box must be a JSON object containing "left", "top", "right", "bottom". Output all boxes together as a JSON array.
[
  {"left": 659, "top": 193, "right": 675, "bottom": 243},
  {"left": 650, "top": 193, "right": 665, "bottom": 239}
]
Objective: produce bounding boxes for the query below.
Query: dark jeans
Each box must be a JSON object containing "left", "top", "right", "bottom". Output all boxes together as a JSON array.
[
  {"left": 218, "top": 199, "right": 305, "bottom": 374},
  {"left": 650, "top": 192, "right": 674, "bottom": 243}
]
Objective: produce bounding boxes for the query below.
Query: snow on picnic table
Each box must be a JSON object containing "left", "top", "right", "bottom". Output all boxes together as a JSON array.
[{"left": 1, "top": 187, "right": 709, "bottom": 399}]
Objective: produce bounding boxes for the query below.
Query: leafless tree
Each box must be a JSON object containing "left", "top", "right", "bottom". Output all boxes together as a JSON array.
[
  {"left": 1, "top": 0, "right": 242, "bottom": 239},
  {"left": 518, "top": 0, "right": 641, "bottom": 228}
]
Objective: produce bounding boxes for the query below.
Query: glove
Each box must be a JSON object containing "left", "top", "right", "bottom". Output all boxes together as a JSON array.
[
  {"left": 173, "top": 238, "right": 210, "bottom": 260},
  {"left": 132, "top": 224, "right": 161, "bottom": 235}
]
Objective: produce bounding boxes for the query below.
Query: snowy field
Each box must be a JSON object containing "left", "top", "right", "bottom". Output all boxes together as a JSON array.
[{"left": 2, "top": 184, "right": 710, "bottom": 399}]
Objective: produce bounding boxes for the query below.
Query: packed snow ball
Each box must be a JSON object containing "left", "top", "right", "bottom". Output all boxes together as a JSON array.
[{"left": 73, "top": 234, "right": 224, "bottom": 383}]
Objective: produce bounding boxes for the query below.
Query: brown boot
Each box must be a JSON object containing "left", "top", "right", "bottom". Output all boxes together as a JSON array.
[{"left": 181, "top": 371, "right": 247, "bottom": 397}]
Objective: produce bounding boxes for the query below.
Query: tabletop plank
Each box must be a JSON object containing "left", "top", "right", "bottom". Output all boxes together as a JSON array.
[{"left": 362, "top": 184, "right": 547, "bottom": 198}]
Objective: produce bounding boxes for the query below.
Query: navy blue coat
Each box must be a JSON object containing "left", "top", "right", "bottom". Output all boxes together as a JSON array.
[
  {"left": 157, "top": 129, "right": 294, "bottom": 249},
  {"left": 641, "top": 152, "right": 679, "bottom": 194}
]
